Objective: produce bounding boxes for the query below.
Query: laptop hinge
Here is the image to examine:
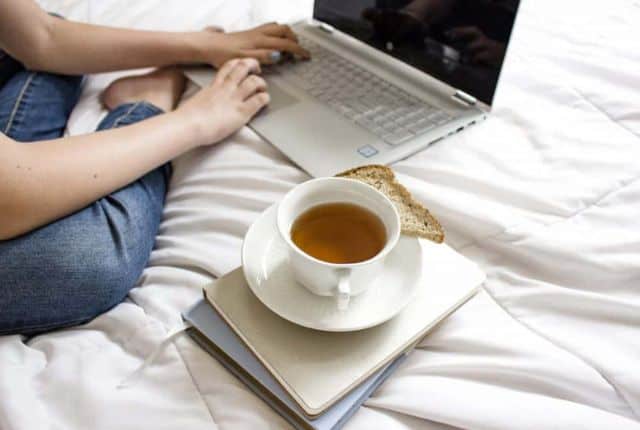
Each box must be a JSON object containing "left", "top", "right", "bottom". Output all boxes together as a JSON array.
[
  {"left": 452, "top": 90, "right": 477, "bottom": 107},
  {"left": 318, "top": 22, "right": 335, "bottom": 34}
]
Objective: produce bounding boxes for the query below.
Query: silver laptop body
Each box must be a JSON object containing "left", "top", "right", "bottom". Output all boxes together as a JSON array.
[{"left": 187, "top": 1, "right": 519, "bottom": 177}]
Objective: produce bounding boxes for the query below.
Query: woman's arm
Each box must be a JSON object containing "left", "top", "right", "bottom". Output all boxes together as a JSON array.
[
  {"left": 0, "top": 0, "right": 308, "bottom": 74},
  {"left": 0, "top": 59, "right": 268, "bottom": 240}
]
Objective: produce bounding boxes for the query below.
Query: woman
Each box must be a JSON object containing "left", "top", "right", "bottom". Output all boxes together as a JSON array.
[{"left": 0, "top": 0, "right": 309, "bottom": 335}]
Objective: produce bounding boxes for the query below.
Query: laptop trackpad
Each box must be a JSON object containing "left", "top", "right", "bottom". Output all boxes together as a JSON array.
[
  {"left": 261, "top": 83, "right": 299, "bottom": 115},
  {"left": 182, "top": 68, "right": 298, "bottom": 115}
]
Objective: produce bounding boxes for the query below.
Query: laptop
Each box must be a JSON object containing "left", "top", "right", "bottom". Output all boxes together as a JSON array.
[{"left": 186, "top": 0, "right": 520, "bottom": 177}]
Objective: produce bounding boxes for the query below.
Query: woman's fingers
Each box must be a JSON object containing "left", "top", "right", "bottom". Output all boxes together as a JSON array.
[
  {"left": 257, "top": 23, "right": 298, "bottom": 42},
  {"left": 246, "top": 49, "right": 281, "bottom": 65},
  {"left": 224, "top": 58, "right": 261, "bottom": 85},
  {"left": 214, "top": 58, "right": 240, "bottom": 83},
  {"left": 242, "top": 91, "right": 271, "bottom": 117},
  {"left": 282, "top": 26, "right": 298, "bottom": 43},
  {"left": 238, "top": 74, "right": 267, "bottom": 100},
  {"left": 257, "top": 36, "right": 310, "bottom": 59},
  {"left": 273, "top": 24, "right": 298, "bottom": 42}
]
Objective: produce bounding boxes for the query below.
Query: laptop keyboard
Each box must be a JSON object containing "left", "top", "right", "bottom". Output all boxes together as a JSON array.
[{"left": 282, "top": 35, "right": 452, "bottom": 146}]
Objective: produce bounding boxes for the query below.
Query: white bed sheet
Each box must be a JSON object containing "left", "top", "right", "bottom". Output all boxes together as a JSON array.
[{"left": 1, "top": 0, "right": 639, "bottom": 429}]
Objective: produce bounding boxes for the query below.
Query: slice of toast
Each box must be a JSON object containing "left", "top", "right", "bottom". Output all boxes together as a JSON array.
[{"left": 336, "top": 165, "right": 444, "bottom": 243}]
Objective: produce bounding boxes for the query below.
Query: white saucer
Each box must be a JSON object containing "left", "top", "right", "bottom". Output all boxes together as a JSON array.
[{"left": 241, "top": 204, "right": 423, "bottom": 332}]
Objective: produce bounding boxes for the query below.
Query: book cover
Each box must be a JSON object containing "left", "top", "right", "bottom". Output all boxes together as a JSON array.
[
  {"left": 204, "top": 240, "right": 484, "bottom": 416},
  {"left": 184, "top": 298, "right": 407, "bottom": 430}
]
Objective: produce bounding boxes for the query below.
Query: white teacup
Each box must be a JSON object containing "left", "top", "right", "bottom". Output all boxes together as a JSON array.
[{"left": 277, "top": 177, "right": 401, "bottom": 311}]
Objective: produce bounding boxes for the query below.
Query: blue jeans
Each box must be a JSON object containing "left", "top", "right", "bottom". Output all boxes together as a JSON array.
[{"left": 0, "top": 54, "right": 170, "bottom": 335}]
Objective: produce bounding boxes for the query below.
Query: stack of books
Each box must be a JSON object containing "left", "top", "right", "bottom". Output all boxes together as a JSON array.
[{"left": 183, "top": 242, "right": 483, "bottom": 430}]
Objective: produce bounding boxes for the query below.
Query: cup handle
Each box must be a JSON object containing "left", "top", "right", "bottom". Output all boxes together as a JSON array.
[{"left": 336, "top": 269, "right": 351, "bottom": 311}]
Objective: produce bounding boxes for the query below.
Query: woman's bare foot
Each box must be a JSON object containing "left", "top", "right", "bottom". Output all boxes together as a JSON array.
[{"left": 101, "top": 68, "right": 187, "bottom": 112}]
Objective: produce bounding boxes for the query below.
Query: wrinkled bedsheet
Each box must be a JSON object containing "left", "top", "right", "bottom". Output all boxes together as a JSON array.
[{"left": 1, "top": 0, "right": 639, "bottom": 429}]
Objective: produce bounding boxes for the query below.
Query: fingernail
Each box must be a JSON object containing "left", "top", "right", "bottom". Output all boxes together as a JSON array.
[{"left": 269, "top": 51, "right": 282, "bottom": 63}]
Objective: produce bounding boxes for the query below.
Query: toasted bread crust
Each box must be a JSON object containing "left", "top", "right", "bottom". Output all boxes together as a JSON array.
[{"left": 336, "top": 165, "right": 444, "bottom": 243}]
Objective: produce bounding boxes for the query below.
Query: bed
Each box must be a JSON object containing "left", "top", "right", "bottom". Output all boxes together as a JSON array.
[{"left": 1, "top": 0, "right": 639, "bottom": 428}]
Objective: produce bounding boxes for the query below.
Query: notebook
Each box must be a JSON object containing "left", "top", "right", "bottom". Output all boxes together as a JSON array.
[
  {"left": 203, "top": 240, "right": 485, "bottom": 417},
  {"left": 184, "top": 298, "right": 407, "bottom": 430}
]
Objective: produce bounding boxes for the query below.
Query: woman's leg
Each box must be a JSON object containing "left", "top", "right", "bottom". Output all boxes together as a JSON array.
[
  {"left": 0, "top": 50, "right": 24, "bottom": 89},
  {"left": 0, "top": 64, "right": 82, "bottom": 141},
  {"left": 0, "top": 70, "right": 184, "bottom": 335}
]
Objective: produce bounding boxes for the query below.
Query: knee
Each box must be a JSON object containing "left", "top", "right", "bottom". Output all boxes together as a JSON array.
[
  {"left": 64, "top": 229, "right": 153, "bottom": 322},
  {"left": 0, "top": 235, "right": 146, "bottom": 335},
  {"left": 62, "top": 195, "right": 161, "bottom": 317},
  {"left": 0, "top": 70, "right": 83, "bottom": 141},
  {"left": 53, "top": 244, "right": 143, "bottom": 320},
  {"left": 84, "top": 250, "right": 144, "bottom": 313}
]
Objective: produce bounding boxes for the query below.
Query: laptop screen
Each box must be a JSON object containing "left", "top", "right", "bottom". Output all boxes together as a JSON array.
[{"left": 313, "top": 0, "right": 520, "bottom": 105}]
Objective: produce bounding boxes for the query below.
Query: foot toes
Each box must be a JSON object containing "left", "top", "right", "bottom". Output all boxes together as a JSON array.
[{"left": 100, "top": 81, "right": 122, "bottom": 110}]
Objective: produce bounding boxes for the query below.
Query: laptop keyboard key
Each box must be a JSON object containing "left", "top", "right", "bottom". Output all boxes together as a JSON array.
[
  {"left": 355, "top": 118, "right": 378, "bottom": 130},
  {"left": 370, "top": 127, "right": 386, "bottom": 136},
  {"left": 409, "top": 120, "right": 436, "bottom": 135},
  {"left": 384, "top": 130, "right": 414, "bottom": 145},
  {"left": 291, "top": 34, "right": 453, "bottom": 146},
  {"left": 428, "top": 112, "right": 451, "bottom": 124}
]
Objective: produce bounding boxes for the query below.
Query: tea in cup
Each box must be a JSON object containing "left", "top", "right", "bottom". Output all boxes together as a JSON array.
[{"left": 277, "top": 178, "right": 401, "bottom": 310}]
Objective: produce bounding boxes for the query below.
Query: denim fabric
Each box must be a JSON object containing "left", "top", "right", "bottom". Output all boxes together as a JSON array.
[
  {"left": 0, "top": 67, "right": 83, "bottom": 141},
  {"left": 0, "top": 58, "right": 170, "bottom": 335},
  {"left": 0, "top": 50, "right": 24, "bottom": 89}
]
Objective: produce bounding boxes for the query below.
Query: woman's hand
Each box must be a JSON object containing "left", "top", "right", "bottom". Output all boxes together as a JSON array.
[
  {"left": 0, "top": 2, "right": 309, "bottom": 76},
  {"left": 197, "top": 23, "right": 310, "bottom": 67},
  {"left": 176, "top": 58, "right": 270, "bottom": 147}
]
